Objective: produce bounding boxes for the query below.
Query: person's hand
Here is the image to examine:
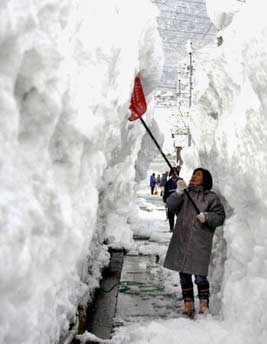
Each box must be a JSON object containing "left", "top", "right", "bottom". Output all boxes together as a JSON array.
[
  {"left": 196, "top": 212, "right": 206, "bottom": 223},
  {"left": 177, "top": 179, "right": 187, "bottom": 192}
]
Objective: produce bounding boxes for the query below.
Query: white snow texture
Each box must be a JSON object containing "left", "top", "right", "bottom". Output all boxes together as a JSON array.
[
  {"left": 0, "top": 0, "right": 163, "bottom": 343},
  {"left": 1, "top": 0, "right": 267, "bottom": 344}
]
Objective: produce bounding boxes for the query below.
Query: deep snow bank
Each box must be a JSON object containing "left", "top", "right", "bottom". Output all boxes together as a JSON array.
[
  {"left": 0, "top": 0, "right": 163, "bottom": 343},
  {"left": 185, "top": 0, "right": 267, "bottom": 341}
]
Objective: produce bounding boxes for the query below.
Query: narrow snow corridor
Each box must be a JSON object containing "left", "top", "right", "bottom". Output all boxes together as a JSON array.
[
  {"left": 2, "top": 1, "right": 267, "bottom": 344},
  {"left": 78, "top": 174, "right": 229, "bottom": 343},
  {"left": 110, "top": 177, "right": 230, "bottom": 344}
]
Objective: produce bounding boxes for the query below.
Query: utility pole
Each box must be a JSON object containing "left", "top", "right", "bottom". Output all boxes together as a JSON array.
[
  {"left": 186, "top": 41, "right": 193, "bottom": 146},
  {"left": 188, "top": 51, "right": 193, "bottom": 109},
  {"left": 178, "top": 78, "right": 181, "bottom": 97}
]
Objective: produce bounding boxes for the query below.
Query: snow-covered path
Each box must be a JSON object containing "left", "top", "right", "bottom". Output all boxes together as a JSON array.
[
  {"left": 109, "top": 186, "right": 230, "bottom": 344},
  {"left": 78, "top": 177, "right": 231, "bottom": 344},
  {"left": 114, "top": 190, "right": 182, "bottom": 327}
]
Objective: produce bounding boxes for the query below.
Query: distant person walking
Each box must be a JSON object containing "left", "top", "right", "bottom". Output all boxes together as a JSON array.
[
  {"left": 160, "top": 171, "right": 168, "bottom": 196},
  {"left": 149, "top": 173, "right": 156, "bottom": 195},
  {"left": 155, "top": 174, "right": 161, "bottom": 194},
  {"left": 163, "top": 169, "right": 178, "bottom": 231},
  {"left": 164, "top": 168, "right": 225, "bottom": 317}
]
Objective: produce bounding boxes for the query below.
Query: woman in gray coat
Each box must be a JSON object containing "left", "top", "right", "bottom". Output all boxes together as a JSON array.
[{"left": 163, "top": 168, "right": 225, "bottom": 317}]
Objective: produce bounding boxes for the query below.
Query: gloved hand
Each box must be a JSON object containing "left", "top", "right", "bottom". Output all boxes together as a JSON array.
[
  {"left": 177, "top": 179, "right": 187, "bottom": 192},
  {"left": 196, "top": 212, "right": 207, "bottom": 223}
]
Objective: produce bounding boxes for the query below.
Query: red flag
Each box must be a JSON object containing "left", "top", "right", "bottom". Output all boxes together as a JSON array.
[{"left": 128, "top": 77, "right": 147, "bottom": 121}]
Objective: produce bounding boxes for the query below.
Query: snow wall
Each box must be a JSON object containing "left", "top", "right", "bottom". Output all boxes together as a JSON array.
[
  {"left": 0, "top": 1, "right": 163, "bottom": 343},
  {"left": 183, "top": 0, "right": 267, "bottom": 341}
]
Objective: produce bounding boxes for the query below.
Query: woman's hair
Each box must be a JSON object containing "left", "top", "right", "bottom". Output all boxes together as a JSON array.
[{"left": 193, "top": 168, "right": 213, "bottom": 190}]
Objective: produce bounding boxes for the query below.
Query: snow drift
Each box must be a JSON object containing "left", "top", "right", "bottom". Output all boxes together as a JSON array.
[
  {"left": 0, "top": 0, "right": 163, "bottom": 343},
  {"left": 186, "top": 0, "right": 267, "bottom": 341}
]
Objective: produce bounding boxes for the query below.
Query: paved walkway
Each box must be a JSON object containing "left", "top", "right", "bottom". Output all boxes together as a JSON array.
[
  {"left": 84, "top": 180, "right": 185, "bottom": 343},
  {"left": 114, "top": 253, "right": 182, "bottom": 327},
  {"left": 112, "top": 189, "right": 185, "bottom": 334}
]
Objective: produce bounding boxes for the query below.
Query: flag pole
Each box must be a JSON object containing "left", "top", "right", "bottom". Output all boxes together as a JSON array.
[
  {"left": 129, "top": 76, "right": 200, "bottom": 214},
  {"left": 139, "top": 117, "right": 173, "bottom": 171},
  {"left": 139, "top": 117, "right": 200, "bottom": 214}
]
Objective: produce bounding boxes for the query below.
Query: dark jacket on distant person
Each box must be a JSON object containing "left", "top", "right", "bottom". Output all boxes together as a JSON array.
[
  {"left": 163, "top": 177, "right": 177, "bottom": 203},
  {"left": 150, "top": 174, "right": 156, "bottom": 188},
  {"left": 160, "top": 173, "right": 168, "bottom": 187}
]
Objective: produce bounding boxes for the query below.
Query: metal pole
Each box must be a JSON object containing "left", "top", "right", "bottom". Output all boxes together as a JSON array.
[
  {"left": 140, "top": 117, "right": 173, "bottom": 171},
  {"left": 139, "top": 117, "right": 200, "bottom": 214},
  {"left": 188, "top": 125, "right": 191, "bottom": 146},
  {"left": 188, "top": 49, "right": 193, "bottom": 146},
  {"left": 189, "top": 52, "right": 192, "bottom": 109},
  {"left": 184, "top": 190, "right": 200, "bottom": 214}
]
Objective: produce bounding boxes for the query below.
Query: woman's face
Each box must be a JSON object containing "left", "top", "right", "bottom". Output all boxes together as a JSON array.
[{"left": 190, "top": 170, "right": 203, "bottom": 186}]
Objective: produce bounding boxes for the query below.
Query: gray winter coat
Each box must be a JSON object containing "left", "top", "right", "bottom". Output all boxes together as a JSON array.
[{"left": 163, "top": 185, "right": 225, "bottom": 276}]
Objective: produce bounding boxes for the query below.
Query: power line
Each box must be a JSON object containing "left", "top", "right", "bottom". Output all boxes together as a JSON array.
[
  {"left": 158, "top": 17, "right": 209, "bottom": 24},
  {"left": 160, "top": 10, "right": 212, "bottom": 19},
  {"left": 160, "top": 4, "right": 191, "bottom": 10},
  {"left": 155, "top": 0, "right": 216, "bottom": 92},
  {"left": 159, "top": 28, "right": 215, "bottom": 36},
  {"left": 158, "top": 15, "right": 210, "bottom": 23},
  {"left": 196, "top": 22, "right": 214, "bottom": 49},
  {"left": 176, "top": 0, "right": 206, "bottom": 5},
  {"left": 152, "top": 0, "right": 168, "bottom": 3},
  {"left": 157, "top": 85, "right": 177, "bottom": 90},
  {"left": 163, "top": 66, "right": 179, "bottom": 69}
]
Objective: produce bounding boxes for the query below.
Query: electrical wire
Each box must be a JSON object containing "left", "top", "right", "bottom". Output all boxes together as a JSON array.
[
  {"left": 196, "top": 22, "right": 214, "bottom": 49},
  {"left": 159, "top": 27, "right": 215, "bottom": 36},
  {"left": 176, "top": 0, "right": 206, "bottom": 5},
  {"left": 155, "top": 0, "right": 217, "bottom": 91},
  {"left": 161, "top": 10, "right": 211, "bottom": 19}
]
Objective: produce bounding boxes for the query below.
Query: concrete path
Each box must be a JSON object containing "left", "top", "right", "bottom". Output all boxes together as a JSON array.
[
  {"left": 84, "top": 167, "right": 185, "bottom": 342},
  {"left": 114, "top": 252, "right": 182, "bottom": 329}
]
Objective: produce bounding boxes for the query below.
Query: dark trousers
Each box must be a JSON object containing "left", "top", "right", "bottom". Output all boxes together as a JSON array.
[
  {"left": 179, "top": 272, "right": 210, "bottom": 301},
  {"left": 151, "top": 186, "right": 155, "bottom": 195},
  {"left": 168, "top": 209, "right": 175, "bottom": 231}
]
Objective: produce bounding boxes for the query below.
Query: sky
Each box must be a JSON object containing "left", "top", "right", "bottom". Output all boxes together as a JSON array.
[
  {"left": 153, "top": 0, "right": 217, "bottom": 90},
  {"left": 1, "top": 0, "right": 267, "bottom": 344}
]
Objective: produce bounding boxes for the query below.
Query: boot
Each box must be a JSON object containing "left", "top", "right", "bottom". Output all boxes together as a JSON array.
[
  {"left": 199, "top": 299, "right": 209, "bottom": 314},
  {"left": 181, "top": 287, "right": 195, "bottom": 317},
  {"left": 198, "top": 286, "right": 210, "bottom": 314},
  {"left": 183, "top": 298, "right": 195, "bottom": 317}
]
